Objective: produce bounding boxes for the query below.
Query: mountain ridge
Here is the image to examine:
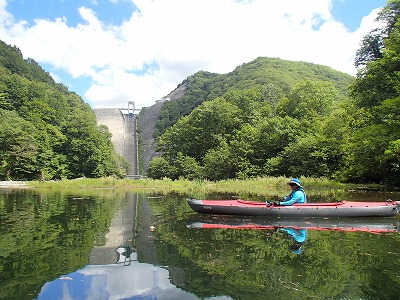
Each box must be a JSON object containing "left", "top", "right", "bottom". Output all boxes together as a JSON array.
[{"left": 139, "top": 56, "right": 355, "bottom": 172}]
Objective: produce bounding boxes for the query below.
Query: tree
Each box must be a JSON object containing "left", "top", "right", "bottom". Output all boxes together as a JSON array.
[
  {"left": 351, "top": 0, "right": 400, "bottom": 108},
  {"left": 344, "top": 1, "right": 400, "bottom": 184},
  {"left": 377, "top": 0, "right": 400, "bottom": 37},
  {"left": 354, "top": 30, "right": 384, "bottom": 68},
  {"left": 172, "top": 152, "right": 202, "bottom": 180},
  {"left": 383, "top": 139, "right": 400, "bottom": 183},
  {"left": 0, "top": 110, "right": 40, "bottom": 179},
  {"left": 340, "top": 97, "right": 400, "bottom": 184},
  {"left": 202, "top": 141, "right": 235, "bottom": 180},
  {"left": 147, "top": 157, "right": 174, "bottom": 179},
  {"left": 355, "top": 0, "right": 400, "bottom": 68},
  {"left": 276, "top": 80, "right": 337, "bottom": 123},
  {"left": 0, "top": 41, "right": 125, "bottom": 180},
  {"left": 61, "top": 107, "right": 121, "bottom": 178},
  {"left": 157, "top": 97, "right": 242, "bottom": 162}
]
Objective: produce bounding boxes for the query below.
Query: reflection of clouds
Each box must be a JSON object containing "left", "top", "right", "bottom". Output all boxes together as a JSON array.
[
  {"left": 61, "top": 281, "right": 74, "bottom": 300},
  {"left": 38, "top": 246, "right": 234, "bottom": 300},
  {"left": 79, "top": 263, "right": 173, "bottom": 299},
  {"left": 38, "top": 260, "right": 232, "bottom": 300}
]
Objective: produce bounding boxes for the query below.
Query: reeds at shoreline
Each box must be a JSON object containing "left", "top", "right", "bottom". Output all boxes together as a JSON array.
[{"left": 29, "top": 176, "right": 375, "bottom": 198}]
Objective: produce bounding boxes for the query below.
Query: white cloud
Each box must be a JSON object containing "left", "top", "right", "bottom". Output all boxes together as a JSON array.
[
  {"left": 0, "top": 0, "right": 12, "bottom": 26},
  {"left": 0, "top": 0, "right": 383, "bottom": 108}
]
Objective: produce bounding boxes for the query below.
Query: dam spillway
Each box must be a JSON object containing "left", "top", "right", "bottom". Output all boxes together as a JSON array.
[{"left": 93, "top": 108, "right": 138, "bottom": 176}]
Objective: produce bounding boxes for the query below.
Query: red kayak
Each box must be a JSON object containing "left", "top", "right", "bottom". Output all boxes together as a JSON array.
[{"left": 187, "top": 199, "right": 400, "bottom": 218}]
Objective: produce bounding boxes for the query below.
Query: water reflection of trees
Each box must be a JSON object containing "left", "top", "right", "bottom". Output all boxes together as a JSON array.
[
  {"left": 2, "top": 190, "right": 399, "bottom": 300},
  {"left": 0, "top": 190, "right": 123, "bottom": 300},
  {"left": 149, "top": 194, "right": 400, "bottom": 300}
]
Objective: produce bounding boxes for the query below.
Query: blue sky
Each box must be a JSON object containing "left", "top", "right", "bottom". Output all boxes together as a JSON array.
[
  {"left": 8, "top": 0, "right": 137, "bottom": 27},
  {"left": 0, "top": 0, "right": 388, "bottom": 108},
  {"left": 331, "top": 0, "right": 386, "bottom": 31}
]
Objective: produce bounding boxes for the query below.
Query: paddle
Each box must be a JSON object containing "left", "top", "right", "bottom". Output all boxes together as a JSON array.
[{"left": 265, "top": 200, "right": 280, "bottom": 207}]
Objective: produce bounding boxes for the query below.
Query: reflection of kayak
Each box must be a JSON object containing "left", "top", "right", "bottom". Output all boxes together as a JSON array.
[
  {"left": 187, "top": 199, "right": 400, "bottom": 218},
  {"left": 187, "top": 218, "right": 400, "bottom": 234}
]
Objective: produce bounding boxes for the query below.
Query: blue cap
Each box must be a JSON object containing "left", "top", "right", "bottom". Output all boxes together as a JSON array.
[{"left": 288, "top": 178, "right": 301, "bottom": 186}]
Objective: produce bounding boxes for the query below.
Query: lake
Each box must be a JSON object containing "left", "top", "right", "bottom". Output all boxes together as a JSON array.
[{"left": 1, "top": 188, "right": 400, "bottom": 300}]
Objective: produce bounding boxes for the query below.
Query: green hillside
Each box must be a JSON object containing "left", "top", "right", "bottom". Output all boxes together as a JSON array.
[
  {"left": 155, "top": 57, "right": 354, "bottom": 136},
  {"left": 0, "top": 40, "right": 127, "bottom": 180},
  {"left": 148, "top": 1, "right": 400, "bottom": 185}
]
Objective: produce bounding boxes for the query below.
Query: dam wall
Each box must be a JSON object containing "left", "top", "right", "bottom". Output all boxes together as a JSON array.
[
  {"left": 93, "top": 108, "right": 125, "bottom": 156},
  {"left": 93, "top": 108, "right": 138, "bottom": 176}
]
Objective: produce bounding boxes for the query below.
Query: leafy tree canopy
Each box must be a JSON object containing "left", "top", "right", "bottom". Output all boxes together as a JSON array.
[
  {"left": 0, "top": 40, "right": 127, "bottom": 180},
  {"left": 346, "top": 0, "right": 400, "bottom": 183}
]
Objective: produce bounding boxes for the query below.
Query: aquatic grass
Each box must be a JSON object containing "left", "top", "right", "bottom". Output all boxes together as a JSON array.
[{"left": 28, "top": 176, "right": 365, "bottom": 198}]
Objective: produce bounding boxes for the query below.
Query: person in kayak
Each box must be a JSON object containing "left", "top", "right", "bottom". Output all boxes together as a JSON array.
[{"left": 275, "top": 178, "right": 307, "bottom": 206}]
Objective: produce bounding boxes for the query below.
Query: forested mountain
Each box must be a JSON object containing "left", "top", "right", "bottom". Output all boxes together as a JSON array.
[
  {"left": 155, "top": 58, "right": 354, "bottom": 137},
  {"left": 0, "top": 40, "right": 127, "bottom": 180},
  {"left": 147, "top": 0, "right": 400, "bottom": 185}
]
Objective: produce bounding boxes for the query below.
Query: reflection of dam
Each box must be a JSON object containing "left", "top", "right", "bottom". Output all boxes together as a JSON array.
[
  {"left": 89, "top": 194, "right": 138, "bottom": 265},
  {"left": 88, "top": 194, "right": 159, "bottom": 266},
  {"left": 93, "top": 104, "right": 139, "bottom": 176}
]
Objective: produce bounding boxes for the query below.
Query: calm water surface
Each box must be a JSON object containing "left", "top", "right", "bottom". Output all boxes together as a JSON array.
[{"left": 0, "top": 189, "right": 400, "bottom": 300}]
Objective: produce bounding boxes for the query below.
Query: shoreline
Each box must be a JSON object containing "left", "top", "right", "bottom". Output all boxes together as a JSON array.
[{"left": 0, "top": 181, "right": 29, "bottom": 188}]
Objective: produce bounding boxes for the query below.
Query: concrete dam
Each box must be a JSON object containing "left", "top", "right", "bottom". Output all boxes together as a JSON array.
[
  {"left": 93, "top": 98, "right": 165, "bottom": 177},
  {"left": 93, "top": 107, "right": 139, "bottom": 177}
]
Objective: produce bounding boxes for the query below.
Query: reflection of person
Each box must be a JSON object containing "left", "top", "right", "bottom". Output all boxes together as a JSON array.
[
  {"left": 276, "top": 178, "right": 307, "bottom": 206},
  {"left": 278, "top": 228, "right": 308, "bottom": 255}
]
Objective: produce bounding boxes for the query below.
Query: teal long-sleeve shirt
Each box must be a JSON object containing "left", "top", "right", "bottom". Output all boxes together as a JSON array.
[{"left": 279, "top": 188, "right": 306, "bottom": 206}]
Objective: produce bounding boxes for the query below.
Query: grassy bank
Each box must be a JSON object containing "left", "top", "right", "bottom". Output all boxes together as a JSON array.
[{"left": 29, "top": 176, "right": 370, "bottom": 198}]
